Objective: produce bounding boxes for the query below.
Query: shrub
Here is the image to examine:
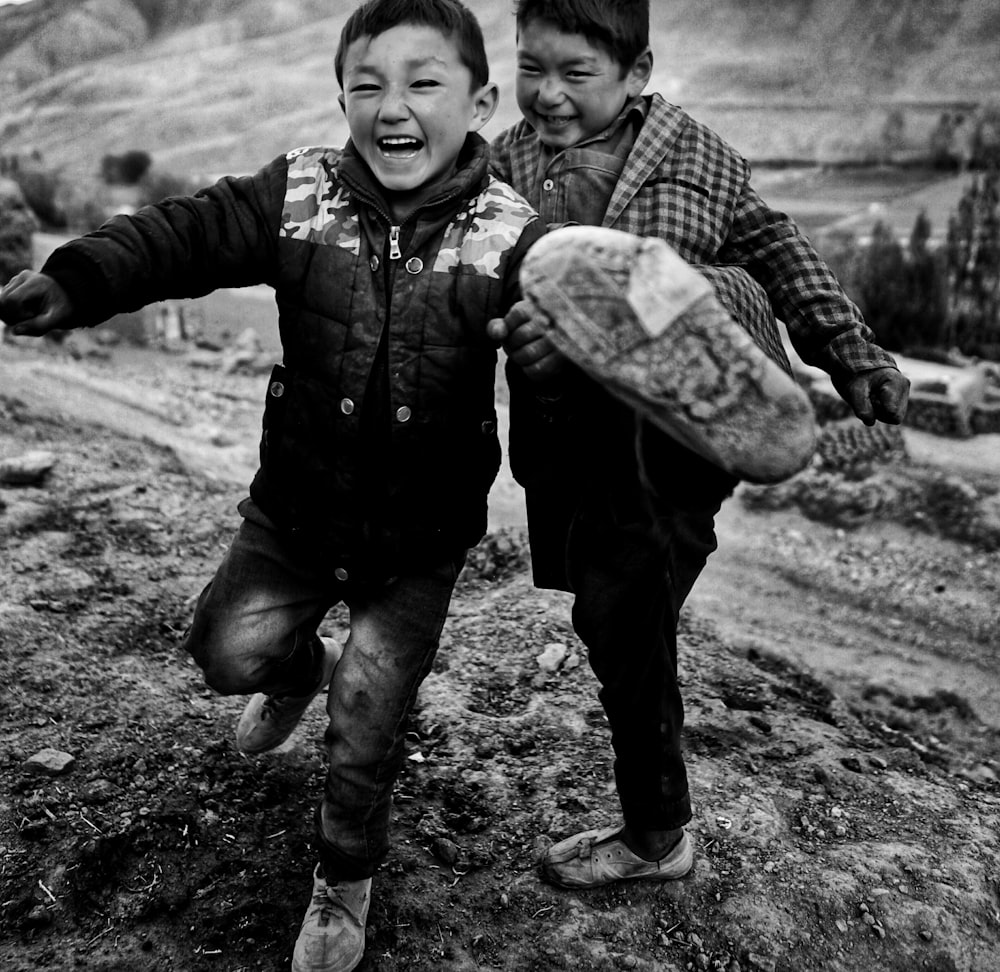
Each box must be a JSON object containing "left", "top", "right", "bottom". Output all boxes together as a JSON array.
[
  {"left": 0, "top": 177, "right": 37, "bottom": 283},
  {"left": 100, "top": 150, "right": 152, "bottom": 185},
  {"left": 12, "top": 166, "right": 66, "bottom": 228}
]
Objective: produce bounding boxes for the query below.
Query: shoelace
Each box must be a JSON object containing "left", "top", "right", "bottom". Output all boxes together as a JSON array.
[{"left": 311, "top": 881, "right": 355, "bottom": 927}]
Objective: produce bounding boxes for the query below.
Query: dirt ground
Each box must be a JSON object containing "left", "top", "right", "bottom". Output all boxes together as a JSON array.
[{"left": 1, "top": 335, "right": 998, "bottom": 972}]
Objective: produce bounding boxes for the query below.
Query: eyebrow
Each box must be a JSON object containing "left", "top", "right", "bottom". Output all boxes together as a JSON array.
[
  {"left": 517, "top": 52, "right": 601, "bottom": 69},
  {"left": 350, "top": 55, "right": 449, "bottom": 75}
]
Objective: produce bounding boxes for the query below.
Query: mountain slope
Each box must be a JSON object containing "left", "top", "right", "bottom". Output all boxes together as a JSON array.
[{"left": 1, "top": 0, "right": 999, "bottom": 180}]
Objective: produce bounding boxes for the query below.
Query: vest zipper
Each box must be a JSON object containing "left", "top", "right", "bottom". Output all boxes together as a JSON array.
[{"left": 388, "top": 225, "right": 401, "bottom": 260}]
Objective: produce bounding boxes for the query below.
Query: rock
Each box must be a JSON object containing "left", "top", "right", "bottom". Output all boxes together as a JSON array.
[
  {"left": 431, "top": 837, "right": 460, "bottom": 866},
  {"left": 536, "top": 642, "right": 569, "bottom": 673},
  {"left": 0, "top": 450, "right": 56, "bottom": 485},
  {"left": 23, "top": 748, "right": 75, "bottom": 776},
  {"left": 840, "top": 755, "right": 865, "bottom": 773}
]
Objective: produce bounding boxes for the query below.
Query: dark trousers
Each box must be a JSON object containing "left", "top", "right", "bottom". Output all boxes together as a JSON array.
[{"left": 564, "top": 466, "right": 732, "bottom": 831}]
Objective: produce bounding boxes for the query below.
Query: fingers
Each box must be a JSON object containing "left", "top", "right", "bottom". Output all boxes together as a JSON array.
[
  {"left": 871, "top": 372, "right": 910, "bottom": 425},
  {"left": 842, "top": 376, "right": 875, "bottom": 426},
  {"left": 0, "top": 273, "right": 71, "bottom": 336}
]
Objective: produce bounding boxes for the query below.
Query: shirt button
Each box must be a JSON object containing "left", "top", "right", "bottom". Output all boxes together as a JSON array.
[
  {"left": 542, "top": 178, "right": 554, "bottom": 191},
  {"left": 269, "top": 381, "right": 284, "bottom": 398},
  {"left": 334, "top": 567, "right": 349, "bottom": 582},
  {"left": 395, "top": 405, "right": 412, "bottom": 422},
  {"left": 340, "top": 398, "right": 355, "bottom": 415},
  {"left": 481, "top": 419, "right": 496, "bottom": 434},
  {"left": 369, "top": 254, "right": 380, "bottom": 271},
  {"left": 405, "top": 257, "right": 423, "bottom": 274}
]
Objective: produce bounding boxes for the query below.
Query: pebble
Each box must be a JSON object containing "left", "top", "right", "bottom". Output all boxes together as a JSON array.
[
  {"left": 536, "top": 642, "right": 569, "bottom": 673},
  {"left": 23, "top": 748, "right": 75, "bottom": 776},
  {"left": 0, "top": 450, "right": 57, "bottom": 485},
  {"left": 431, "top": 837, "right": 459, "bottom": 866},
  {"left": 835, "top": 919, "right": 849, "bottom": 933},
  {"left": 919, "top": 929, "right": 933, "bottom": 942}
]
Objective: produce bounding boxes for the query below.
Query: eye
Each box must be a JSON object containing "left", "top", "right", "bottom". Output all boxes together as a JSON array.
[
  {"left": 516, "top": 63, "right": 540, "bottom": 76},
  {"left": 350, "top": 82, "right": 381, "bottom": 94},
  {"left": 412, "top": 78, "right": 441, "bottom": 89}
]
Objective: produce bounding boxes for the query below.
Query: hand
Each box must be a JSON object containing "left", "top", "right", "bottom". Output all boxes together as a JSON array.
[
  {"left": 487, "top": 300, "right": 566, "bottom": 384},
  {"left": 0, "top": 271, "right": 74, "bottom": 337},
  {"left": 836, "top": 367, "right": 910, "bottom": 426}
]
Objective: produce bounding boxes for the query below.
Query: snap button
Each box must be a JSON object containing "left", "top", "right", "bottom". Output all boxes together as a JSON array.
[
  {"left": 269, "top": 381, "right": 284, "bottom": 398},
  {"left": 340, "top": 398, "right": 355, "bottom": 415},
  {"left": 542, "top": 178, "right": 554, "bottom": 191},
  {"left": 405, "top": 257, "right": 423, "bottom": 274},
  {"left": 481, "top": 419, "right": 496, "bottom": 434},
  {"left": 369, "top": 254, "right": 380, "bottom": 271},
  {"left": 395, "top": 405, "right": 412, "bottom": 422},
  {"left": 334, "top": 567, "right": 349, "bottom": 582}
]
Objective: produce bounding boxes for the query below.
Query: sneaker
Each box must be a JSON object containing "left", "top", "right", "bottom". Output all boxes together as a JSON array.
[
  {"left": 539, "top": 826, "right": 693, "bottom": 889},
  {"left": 520, "top": 226, "right": 817, "bottom": 484},
  {"left": 291, "top": 865, "right": 371, "bottom": 972},
  {"left": 235, "top": 637, "right": 342, "bottom": 754}
]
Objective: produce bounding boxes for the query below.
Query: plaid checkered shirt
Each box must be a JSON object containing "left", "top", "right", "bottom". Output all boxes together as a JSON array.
[{"left": 490, "top": 94, "right": 898, "bottom": 381}]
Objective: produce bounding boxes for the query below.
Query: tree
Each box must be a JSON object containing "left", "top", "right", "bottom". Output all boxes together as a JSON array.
[
  {"left": 0, "top": 177, "right": 37, "bottom": 286},
  {"left": 101, "top": 150, "right": 153, "bottom": 185},
  {"left": 943, "top": 172, "right": 1000, "bottom": 356}
]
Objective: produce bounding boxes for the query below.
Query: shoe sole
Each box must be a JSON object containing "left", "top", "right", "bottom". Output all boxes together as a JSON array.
[{"left": 520, "top": 226, "right": 817, "bottom": 484}]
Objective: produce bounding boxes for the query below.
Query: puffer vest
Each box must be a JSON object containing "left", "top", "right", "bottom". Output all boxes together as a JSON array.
[{"left": 249, "top": 139, "right": 540, "bottom": 579}]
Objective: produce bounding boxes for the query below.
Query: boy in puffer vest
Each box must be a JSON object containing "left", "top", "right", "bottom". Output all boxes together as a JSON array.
[{"left": 0, "top": 1, "right": 544, "bottom": 969}]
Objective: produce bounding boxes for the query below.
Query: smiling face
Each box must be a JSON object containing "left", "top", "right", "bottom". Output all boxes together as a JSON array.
[
  {"left": 339, "top": 23, "right": 498, "bottom": 220},
  {"left": 515, "top": 18, "right": 651, "bottom": 151}
]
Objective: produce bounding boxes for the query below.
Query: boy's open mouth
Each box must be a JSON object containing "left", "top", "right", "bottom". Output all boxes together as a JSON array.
[
  {"left": 378, "top": 136, "right": 423, "bottom": 159},
  {"left": 537, "top": 113, "right": 576, "bottom": 128}
]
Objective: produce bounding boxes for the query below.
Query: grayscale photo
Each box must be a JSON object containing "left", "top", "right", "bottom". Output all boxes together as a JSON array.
[{"left": 1, "top": 2, "right": 997, "bottom": 970}]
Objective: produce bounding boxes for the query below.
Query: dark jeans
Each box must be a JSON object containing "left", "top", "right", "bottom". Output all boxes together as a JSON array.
[
  {"left": 184, "top": 498, "right": 465, "bottom": 880},
  {"left": 566, "top": 471, "right": 732, "bottom": 832}
]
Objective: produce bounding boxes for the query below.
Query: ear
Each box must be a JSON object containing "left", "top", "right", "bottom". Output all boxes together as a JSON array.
[
  {"left": 338, "top": 91, "right": 346, "bottom": 115},
  {"left": 468, "top": 81, "right": 499, "bottom": 133},
  {"left": 626, "top": 47, "right": 653, "bottom": 98}
]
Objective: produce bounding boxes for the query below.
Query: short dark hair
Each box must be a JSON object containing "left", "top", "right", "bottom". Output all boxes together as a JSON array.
[
  {"left": 335, "top": 0, "right": 489, "bottom": 89},
  {"left": 515, "top": 0, "right": 649, "bottom": 69}
]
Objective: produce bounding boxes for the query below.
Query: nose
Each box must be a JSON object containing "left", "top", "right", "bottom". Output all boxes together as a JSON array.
[
  {"left": 538, "top": 75, "right": 565, "bottom": 107},
  {"left": 378, "top": 84, "right": 410, "bottom": 123}
]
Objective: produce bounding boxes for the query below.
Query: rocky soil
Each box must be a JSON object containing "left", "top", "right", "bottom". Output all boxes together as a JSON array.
[{"left": 1, "top": 335, "right": 998, "bottom": 972}]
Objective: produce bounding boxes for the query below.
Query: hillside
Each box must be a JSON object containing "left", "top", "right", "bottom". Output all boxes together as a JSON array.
[
  {"left": 1, "top": 336, "right": 998, "bottom": 972},
  {"left": 2, "top": 0, "right": 1000, "bottom": 183}
]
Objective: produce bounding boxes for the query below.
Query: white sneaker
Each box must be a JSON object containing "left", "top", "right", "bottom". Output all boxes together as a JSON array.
[
  {"left": 520, "top": 226, "right": 817, "bottom": 484},
  {"left": 291, "top": 865, "right": 371, "bottom": 972},
  {"left": 235, "top": 638, "right": 341, "bottom": 754}
]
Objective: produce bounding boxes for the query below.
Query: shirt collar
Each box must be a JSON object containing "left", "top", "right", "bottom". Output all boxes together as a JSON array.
[{"left": 539, "top": 95, "right": 648, "bottom": 163}]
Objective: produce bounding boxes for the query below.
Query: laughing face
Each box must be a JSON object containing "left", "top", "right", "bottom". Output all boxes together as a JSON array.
[
  {"left": 515, "top": 19, "right": 651, "bottom": 151},
  {"left": 339, "top": 24, "right": 498, "bottom": 220}
]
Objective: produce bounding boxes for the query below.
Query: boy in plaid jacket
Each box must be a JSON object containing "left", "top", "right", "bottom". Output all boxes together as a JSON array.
[{"left": 488, "top": 0, "right": 910, "bottom": 888}]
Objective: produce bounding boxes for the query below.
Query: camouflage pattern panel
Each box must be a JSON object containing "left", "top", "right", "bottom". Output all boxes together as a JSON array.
[
  {"left": 280, "top": 146, "right": 361, "bottom": 254},
  {"left": 433, "top": 176, "right": 537, "bottom": 279}
]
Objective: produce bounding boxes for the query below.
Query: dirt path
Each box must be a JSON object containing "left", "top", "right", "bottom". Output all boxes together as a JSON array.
[
  {"left": 3, "top": 338, "right": 999, "bottom": 972},
  {"left": 3, "top": 341, "right": 996, "bottom": 731}
]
